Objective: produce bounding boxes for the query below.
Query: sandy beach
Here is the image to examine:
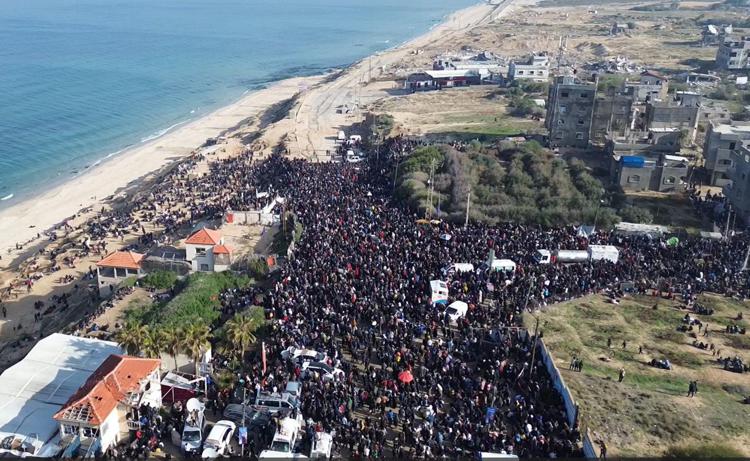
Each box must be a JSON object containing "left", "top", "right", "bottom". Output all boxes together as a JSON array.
[{"left": 0, "top": 0, "right": 514, "bottom": 258}]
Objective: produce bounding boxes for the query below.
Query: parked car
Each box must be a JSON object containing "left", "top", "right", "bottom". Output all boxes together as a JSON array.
[
  {"left": 301, "top": 361, "right": 344, "bottom": 382},
  {"left": 254, "top": 391, "right": 300, "bottom": 414},
  {"left": 182, "top": 398, "right": 206, "bottom": 454},
  {"left": 281, "top": 347, "right": 328, "bottom": 365},
  {"left": 201, "top": 420, "right": 236, "bottom": 459}
]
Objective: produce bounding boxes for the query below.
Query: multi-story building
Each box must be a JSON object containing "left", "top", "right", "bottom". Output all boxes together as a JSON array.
[
  {"left": 716, "top": 36, "right": 750, "bottom": 70},
  {"left": 725, "top": 142, "right": 750, "bottom": 224},
  {"left": 546, "top": 76, "right": 596, "bottom": 148},
  {"left": 703, "top": 122, "right": 750, "bottom": 187},
  {"left": 508, "top": 54, "right": 550, "bottom": 83},
  {"left": 612, "top": 153, "right": 689, "bottom": 193}
]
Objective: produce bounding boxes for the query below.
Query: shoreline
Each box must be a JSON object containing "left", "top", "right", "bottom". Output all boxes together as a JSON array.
[{"left": 0, "top": 0, "right": 509, "bottom": 256}]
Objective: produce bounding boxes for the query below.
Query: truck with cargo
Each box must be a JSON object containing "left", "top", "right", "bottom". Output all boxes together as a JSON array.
[{"left": 535, "top": 245, "right": 619, "bottom": 264}]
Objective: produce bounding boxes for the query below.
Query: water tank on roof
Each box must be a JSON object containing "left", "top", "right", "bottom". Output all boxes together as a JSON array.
[{"left": 621, "top": 156, "right": 645, "bottom": 168}]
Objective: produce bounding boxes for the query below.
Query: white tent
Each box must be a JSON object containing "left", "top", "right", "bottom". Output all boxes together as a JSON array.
[{"left": 0, "top": 334, "right": 121, "bottom": 457}]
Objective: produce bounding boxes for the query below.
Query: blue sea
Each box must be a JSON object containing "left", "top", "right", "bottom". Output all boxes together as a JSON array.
[{"left": 0, "top": 0, "right": 475, "bottom": 205}]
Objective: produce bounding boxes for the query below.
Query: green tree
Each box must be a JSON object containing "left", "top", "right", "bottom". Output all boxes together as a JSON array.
[
  {"left": 161, "top": 325, "right": 185, "bottom": 371},
  {"left": 225, "top": 313, "right": 261, "bottom": 363},
  {"left": 116, "top": 321, "right": 148, "bottom": 356},
  {"left": 183, "top": 323, "right": 211, "bottom": 376},
  {"left": 142, "top": 327, "right": 166, "bottom": 359}
]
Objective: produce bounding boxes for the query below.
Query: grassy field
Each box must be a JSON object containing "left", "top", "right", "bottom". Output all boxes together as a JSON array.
[
  {"left": 525, "top": 293, "right": 750, "bottom": 456},
  {"left": 626, "top": 191, "right": 708, "bottom": 233}
]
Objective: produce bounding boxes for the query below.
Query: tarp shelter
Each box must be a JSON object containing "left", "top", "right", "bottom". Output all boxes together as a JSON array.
[
  {"left": 700, "top": 231, "right": 723, "bottom": 240},
  {"left": 577, "top": 225, "right": 596, "bottom": 238},
  {"left": 161, "top": 371, "right": 205, "bottom": 404},
  {"left": 490, "top": 259, "right": 516, "bottom": 272},
  {"left": 0, "top": 334, "right": 121, "bottom": 457},
  {"left": 614, "top": 222, "right": 670, "bottom": 237}
]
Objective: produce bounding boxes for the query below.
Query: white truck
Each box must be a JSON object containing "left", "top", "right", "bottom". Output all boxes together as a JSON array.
[{"left": 535, "top": 245, "right": 619, "bottom": 264}]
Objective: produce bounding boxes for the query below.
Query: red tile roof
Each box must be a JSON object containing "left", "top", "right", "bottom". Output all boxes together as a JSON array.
[
  {"left": 212, "top": 245, "right": 232, "bottom": 255},
  {"left": 185, "top": 228, "right": 222, "bottom": 246},
  {"left": 53, "top": 355, "right": 160, "bottom": 425},
  {"left": 96, "top": 251, "right": 144, "bottom": 270}
]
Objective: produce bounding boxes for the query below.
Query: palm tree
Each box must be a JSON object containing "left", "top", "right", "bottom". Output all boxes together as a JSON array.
[
  {"left": 183, "top": 323, "right": 211, "bottom": 377},
  {"left": 161, "top": 326, "right": 185, "bottom": 371},
  {"left": 225, "top": 314, "right": 260, "bottom": 362},
  {"left": 116, "top": 321, "right": 148, "bottom": 356},
  {"left": 142, "top": 327, "right": 166, "bottom": 360}
]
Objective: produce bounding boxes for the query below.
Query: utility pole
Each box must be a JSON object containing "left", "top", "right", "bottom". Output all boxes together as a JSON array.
[
  {"left": 392, "top": 160, "right": 400, "bottom": 196},
  {"left": 240, "top": 387, "right": 247, "bottom": 457},
  {"left": 464, "top": 191, "right": 471, "bottom": 229},
  {"left": 529, "top": 314, "right": 540, "bottom": 375},
  {"left": 724, "top": 204, "right": 732, "bottom": 239},
  {"left": 742, "top": 243, "right": 750, "bottom": 271},
  {"left": 426, "top": 159, "right": 436, "bottom": 219}
]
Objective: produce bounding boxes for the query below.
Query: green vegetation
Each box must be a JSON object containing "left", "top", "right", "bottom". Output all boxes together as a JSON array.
[
  {"left": 396, "top": 142, "right": 620, "bottom": 227},
  {"left": 247, "top": 258, "right": 270, "bottom": 280},
  {"left": 526, "top": 293, "right": 750, "bottom": 456},
  {"left": 367, "top": 114, "right": 395, "bottom": 148},
  {"left": 619, "top": 205, "right": 654, "bottom": 224},
  {"left": 272, "top": 212, "right": 303, "bottom": 255},
  {"left": 664, "top": 443, "right": 747, "bottom": 458},
  {"left": 140, "top": 270, "right": 178, "bottom": 290},
  {"left": 126, "top": 271, "right": 250, "bottom": 327}
]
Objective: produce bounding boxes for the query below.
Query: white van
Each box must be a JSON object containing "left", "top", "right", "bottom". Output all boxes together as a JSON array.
[
  {"left": 259, "top": 416, "right": 304, "bottom": 459},
  {"left": 182, "top": 398, "right": 206, "bottom": 454},
  {"left": 445, "top": 300, "right": 468, "bottom": 322}
]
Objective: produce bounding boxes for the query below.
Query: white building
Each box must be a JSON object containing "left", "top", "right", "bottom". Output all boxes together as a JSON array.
[
  {"left": 96, "top": 251, "right": 144, "bottom": 297},
  {"left": 54, "top": 355, "right": 161, "bottom": 456},
  {"left": 508, "top": 54, "right": 550, "bottom": 83},
  {"left": 0, "top": 334, "right": 122, "bottom": 458},
  {"left": 185, "top": 228, "right": 232, "bottom": 272}
]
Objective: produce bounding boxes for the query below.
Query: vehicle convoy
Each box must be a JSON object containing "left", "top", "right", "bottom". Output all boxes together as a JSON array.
[{"left": 535, "top": 245, "right": 619, "bottom": 264}]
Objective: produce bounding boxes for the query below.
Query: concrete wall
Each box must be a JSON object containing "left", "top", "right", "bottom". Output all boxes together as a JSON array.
[{"left": 537, "top": 339, "right": 578, "bottom": 427}]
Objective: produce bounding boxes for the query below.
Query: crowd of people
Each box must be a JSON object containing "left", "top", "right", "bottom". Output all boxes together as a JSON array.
[{"left": 6, "top": 131, "right": 750, "bottom": 458}]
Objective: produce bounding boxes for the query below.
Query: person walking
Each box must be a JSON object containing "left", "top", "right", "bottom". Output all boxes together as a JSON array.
[{"left": 618, "top": 368, "right": 625, "bottom": 383}]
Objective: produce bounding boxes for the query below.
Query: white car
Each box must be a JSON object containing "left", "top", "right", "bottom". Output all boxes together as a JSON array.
[
  {"left": 281, "top": 347, "right": 328, "bottom": 365},
  {"left": 301, "top": 361, "right": 344, "bottom": 382},
  {"left": 201, "top": 420, "right": 236, "bottom": 459}
]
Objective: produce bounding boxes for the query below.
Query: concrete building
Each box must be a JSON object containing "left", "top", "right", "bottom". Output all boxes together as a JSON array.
[
  {"left": 590, "top": 89, "right": 635, "bottom": 145},
  {"left": 725, "top": 142, "right": 750, "bottom": 223},
  {"left": 185, "top": 227, "right": 232, "bottom": 272},
  {"left": 612, "top": 153, "right": 689, "bottom": 192},
  {"left": 716, "top": 36, "right": 750, "bottom": 70},
  {"left": 704, "top": 122, "right": 750, "bottom": 187},
  {"left": 546, "top": 76, "right": 596, "bottom": 148},
  {"left": 644, "top": 102, "right": 699, "bottom": 143},
  {"left": 404, "top": 69, "right": 483, "bottom": 91},
  {"left": 508, "top": 54, "right": 550, "bottom": 83},
  {"left": 96, "top": 251, "right": 144, "bottom": 298},
  {"left": 54, "top": 355, "right": 161, "bottom": 456},
  {"left": 0, "top": 334, "right": 122, "bottom": 458},
  {"left": 631, "top": 70, "right": 669, "bottom": 101}
]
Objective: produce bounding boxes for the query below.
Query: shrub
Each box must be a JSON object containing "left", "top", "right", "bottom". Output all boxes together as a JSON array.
[
  {"left": 141, "top": 270, "right": 178, "bottom": 290},
  {"left": 619, "top": 206, "right": 654, "bottom": 224},
  {"left": 247, "top": 258, "right": 269, "bottom": 280}
]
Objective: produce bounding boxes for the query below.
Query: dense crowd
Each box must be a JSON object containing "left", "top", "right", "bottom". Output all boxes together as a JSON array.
[{"left": 21, "top": 134, "right": 750, "bottom": 458}]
